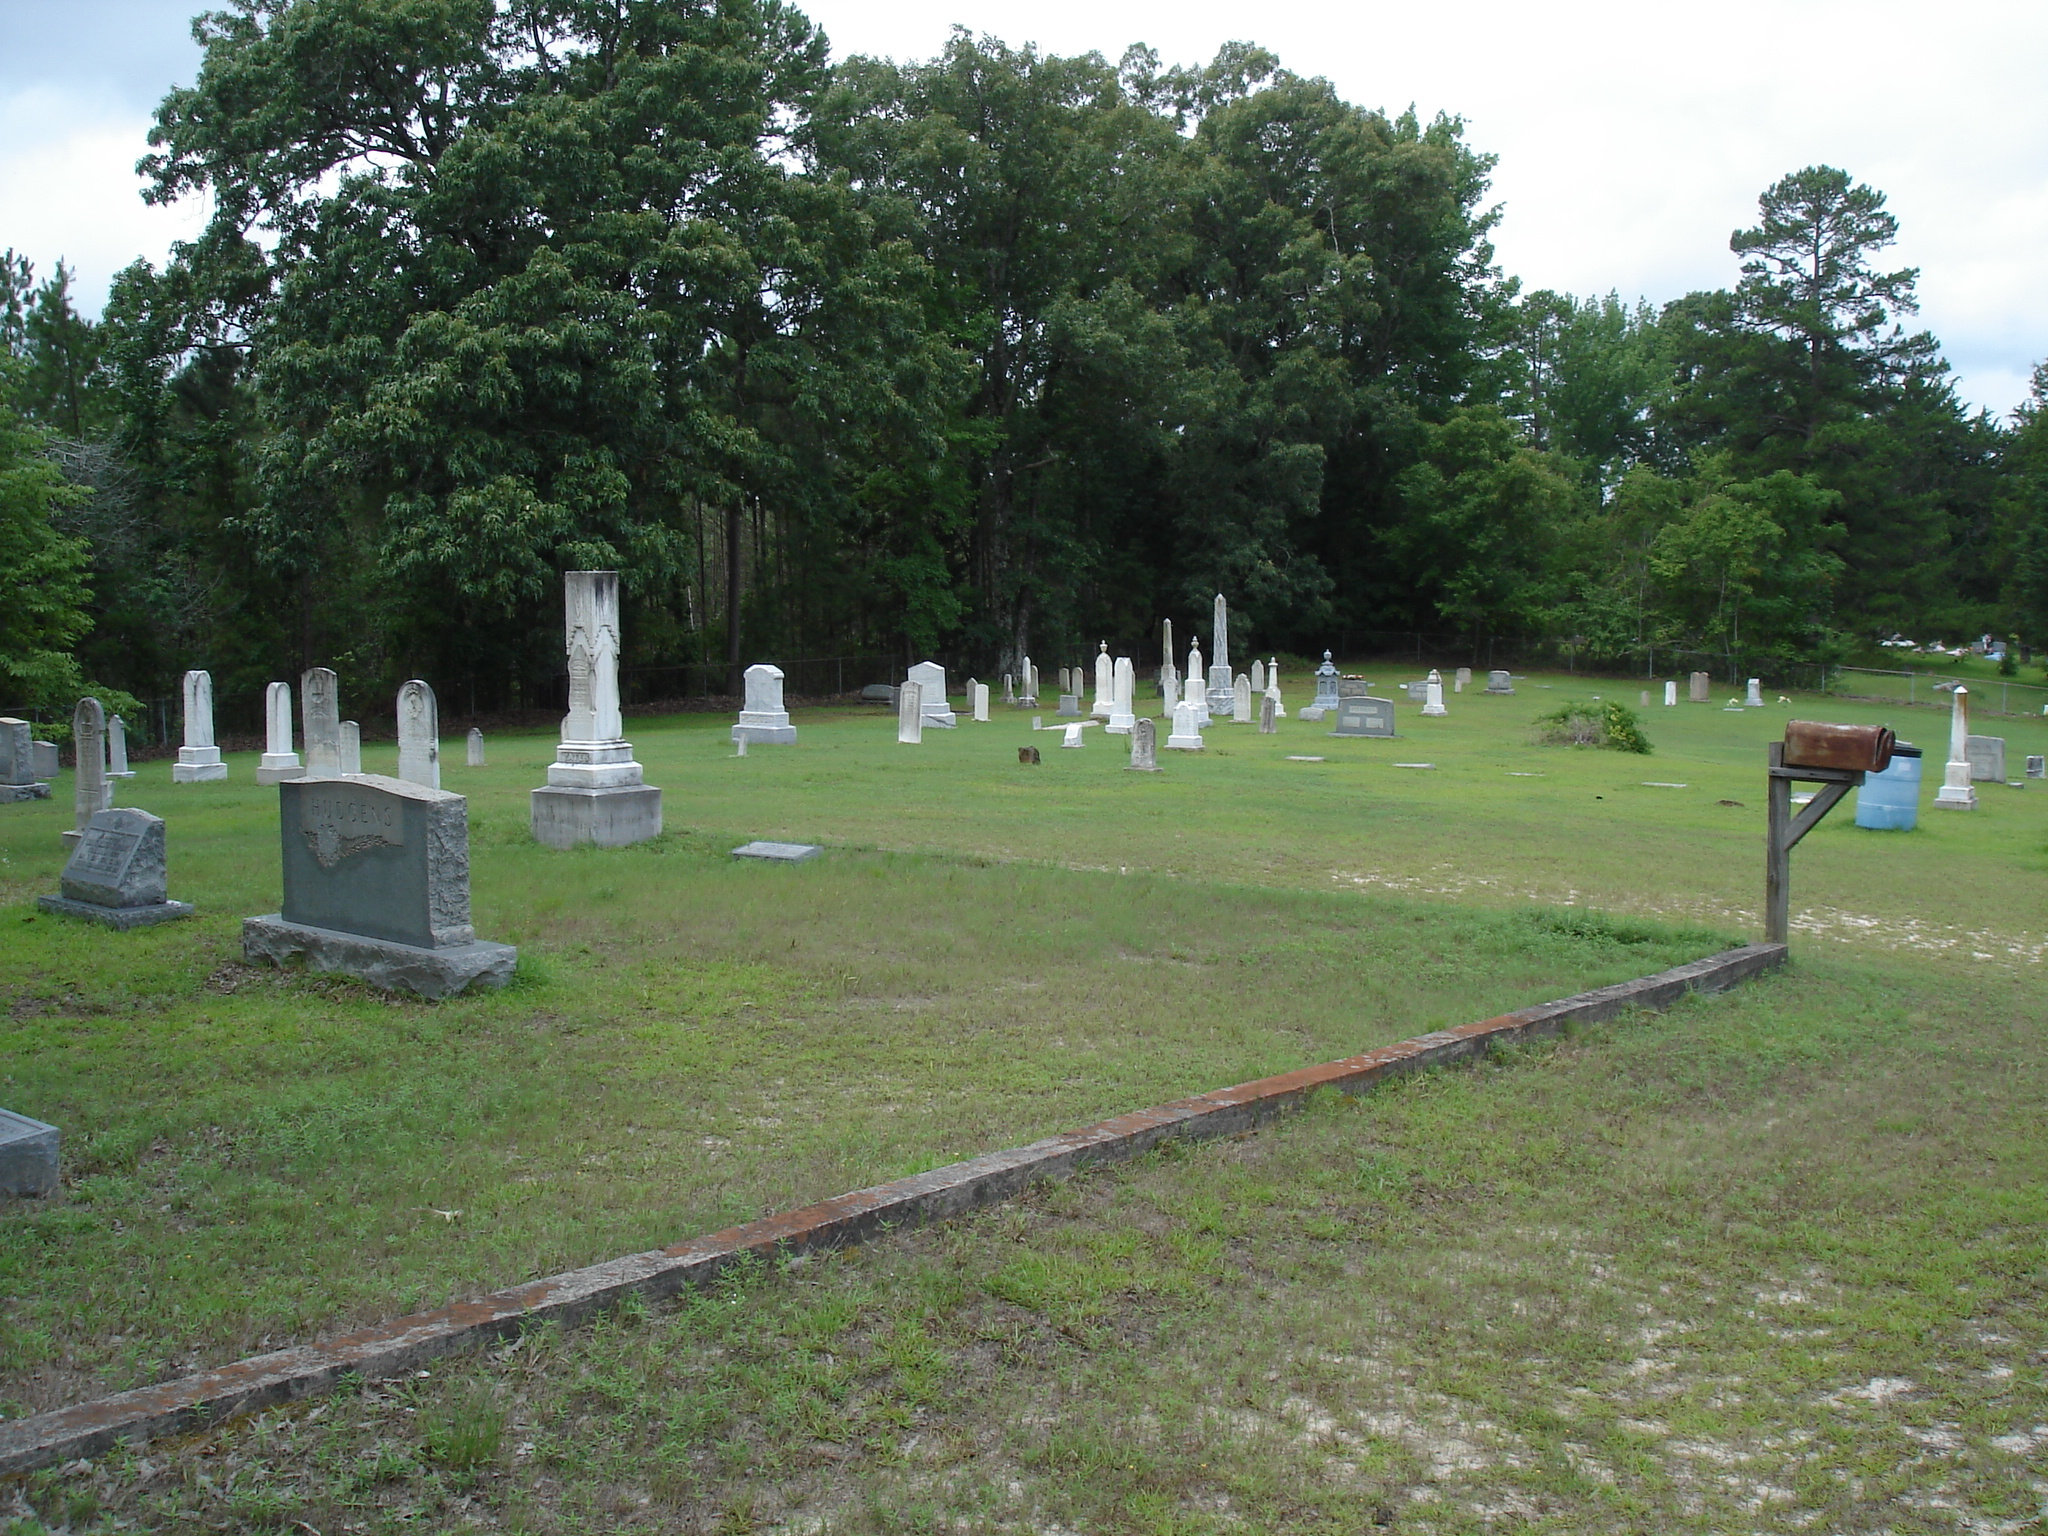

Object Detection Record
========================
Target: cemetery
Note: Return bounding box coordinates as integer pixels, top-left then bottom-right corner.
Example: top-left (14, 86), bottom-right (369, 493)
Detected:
top-left (2, 635), bottom-right (2045, 1532)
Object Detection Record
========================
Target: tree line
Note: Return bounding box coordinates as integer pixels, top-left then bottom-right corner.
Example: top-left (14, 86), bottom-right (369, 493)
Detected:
top-left (4, 0), bottom-right (2045, 728)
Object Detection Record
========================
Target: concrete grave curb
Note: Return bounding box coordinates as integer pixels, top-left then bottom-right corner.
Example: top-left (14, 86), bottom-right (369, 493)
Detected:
top-left (0, 942), bottom-right (1785, 1476)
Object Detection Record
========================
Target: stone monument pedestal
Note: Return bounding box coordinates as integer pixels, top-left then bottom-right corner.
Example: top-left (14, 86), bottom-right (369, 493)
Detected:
top-left (732, 663), bottom-right (797, 745)
top-left (533, 740), bottom-right (663, 847)
top-left (173, 747), bottom-right (227, 783)
top-left (243, 916), bottom-right (515, 1000)
top-left (38, 807), bottom-right (194, 929)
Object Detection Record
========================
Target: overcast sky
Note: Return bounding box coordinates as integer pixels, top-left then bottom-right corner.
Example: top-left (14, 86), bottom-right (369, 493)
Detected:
top-left (5, 0), bottom-right (2042, 418)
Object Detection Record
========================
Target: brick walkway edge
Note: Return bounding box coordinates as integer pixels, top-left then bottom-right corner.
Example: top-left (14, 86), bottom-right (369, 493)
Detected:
top-left (0, 942), bottom-right (1786, 1476)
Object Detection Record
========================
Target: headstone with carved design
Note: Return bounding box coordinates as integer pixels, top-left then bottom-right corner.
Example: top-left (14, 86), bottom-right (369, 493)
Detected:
top-left (39, 807), bottom-right (193, 929)
top-left (531, 571), bottom-right (661, 848)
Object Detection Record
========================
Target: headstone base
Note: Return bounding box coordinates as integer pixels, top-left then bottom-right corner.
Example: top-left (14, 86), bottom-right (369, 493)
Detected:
top-left (1, 1108), bottom-right (60, 1197)
top-left (172, 748), bottom-right (228, 783)
top-left (1164, 732), bottom-right (1204, 751)
top-left (1056, 695), bottom-right (1080, 717)
top-left (1297, 706), bottom-right (1328, 722)
top-left (530, 784), bottom-right (664, 848)
top-left (255, 763), bottom-right (307, 786)
top-left (242, 914), bottom-right (516, 999)
top-left (0, 783), bottom-right (51, 802)
top-left (36, 894), bottom-right (195, 930)
top-left (731, 722), bottom-right (798, 745)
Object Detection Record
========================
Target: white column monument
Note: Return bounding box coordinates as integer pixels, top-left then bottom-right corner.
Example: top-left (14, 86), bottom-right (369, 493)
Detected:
top-left (172, 670), bottom-right (228, 782)
top-left (66, 697), bottom-right (109, 847)
top-left (733, 663), bottom-right (797, 745)
top-left (530, 570), bottom-right (662, 848)
top-left (1932, 686), bottom-right (1977, 811)
top-left (1091, 642), bottom-right (1115, 719)
top-left (1107, 657), bottom-right (1137, 733)
top-left (1206, 593), bottom-right (1235, 719)
top-left (256, 681), bottom-right (305, 784)
top-left (1422, 668), bottom-right (1448, 717)
top-left (1746, 678), bottom-right (1764, 707)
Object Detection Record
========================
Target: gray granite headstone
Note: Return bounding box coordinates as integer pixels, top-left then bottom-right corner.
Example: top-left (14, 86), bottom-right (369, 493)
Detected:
top-left (1487, 670), bottom-right (1517, 696)
top-left (0, 717), bottom-right (51, 801)
top-left (1259, 693), bottom-right (1278, 733)
top-left (1337, 677), bottom-right (1372, 700)
top-left (243, 775), bottom-right (515, 998)
top-left (1331, 697), bottom-right (1396, 738)
top-left (0, 1108), bottom-right (59, 1197)
top-left (1965, 734), bottom-right (2006, 783)
top-left (1687, 671), bottom-right (1709, 703)
top-left (32, 740), bottom-right (58, 780)
top-left (1403, 680), bottom-right (1429, 702)
top-left (67, 697), bottom-right (109, 847)
top-left (1056, 694), bottom-right (1080, 717)
top-left (2026, 755), bottom-right (2045, 779)
top-left (38, 808), bottom-right (194, 929)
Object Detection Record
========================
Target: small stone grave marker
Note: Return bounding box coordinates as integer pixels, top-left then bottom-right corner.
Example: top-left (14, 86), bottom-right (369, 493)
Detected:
top-left (1965, 735), bottom-right (2006, 783)
top-left (397, 680), bottom-right (441, 788)
top-left (1688, 671), bottom-right (1710, 703)
top-left (339, 722), bottom-right (362, 775)
top-left (0, 718), bottom-right (49, 802)
top-left (257, 681), bottom-right (305, 785)
top-left (0, 1108), bottom-right (59, 1198)
top-left (731, 841), bottom-right (821, 863)
top-left (1485, 670), bottom-right (1515, 695)
top-left (1127, 716), bottom-right (1160, 771)
top-left (107, 715), bottom-right (135, 779)
top-left (733, 663), bottom-right (797, 745)
top-left (1259, 694), bottom-right (1277, 733)
top-left (2026, 754), bottom-right (2044, 779)
top-left (32, 740), bottom-right (59, 780)
top-left (303, 668), bottom-right (342, 778)
top-left (468, 728), bottom-right (486, 766)
top-left (38, 807), bottom-right (194, 929)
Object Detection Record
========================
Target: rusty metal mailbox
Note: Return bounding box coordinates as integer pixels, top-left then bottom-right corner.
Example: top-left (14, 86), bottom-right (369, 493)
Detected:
top-left (1781, 721), bottom-right (1895, 775)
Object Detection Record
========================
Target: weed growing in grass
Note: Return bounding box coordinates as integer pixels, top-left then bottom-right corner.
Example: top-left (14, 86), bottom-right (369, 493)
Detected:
top-left (1533, 698), bottom-right (1654, 753)
top-left (420, 1379), bottom-right (508, 1472)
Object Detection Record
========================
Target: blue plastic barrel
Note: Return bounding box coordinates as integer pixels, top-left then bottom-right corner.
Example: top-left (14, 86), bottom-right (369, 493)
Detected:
top-left (1854, 742), bottom-right (1923, 830)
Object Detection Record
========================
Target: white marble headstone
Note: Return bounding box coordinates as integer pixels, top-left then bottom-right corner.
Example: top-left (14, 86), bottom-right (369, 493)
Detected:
top-left (397, 679), bottom-right (441, 789)
top-left (897, 680), bottom-right (924, 744)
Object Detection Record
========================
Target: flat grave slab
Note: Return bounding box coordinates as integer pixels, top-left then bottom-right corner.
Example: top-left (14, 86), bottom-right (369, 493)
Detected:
top-left (732, 841), bottom-right (822, 863)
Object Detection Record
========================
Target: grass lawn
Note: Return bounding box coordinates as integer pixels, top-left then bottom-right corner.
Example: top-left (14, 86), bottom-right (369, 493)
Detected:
top-left (3, 664), bottom-right (2044, 1532)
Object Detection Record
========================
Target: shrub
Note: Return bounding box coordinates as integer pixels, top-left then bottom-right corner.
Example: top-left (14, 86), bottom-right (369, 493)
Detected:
top-left (1531, 699), bottom-right (1652, 754)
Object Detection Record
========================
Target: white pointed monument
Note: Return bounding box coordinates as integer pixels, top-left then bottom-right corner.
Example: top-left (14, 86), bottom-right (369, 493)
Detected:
top-left (1107, 657), bottom-right (1137, 734)
top-left (1251, 659), bottom-right (1265, 695)
top-left (397, 680), bottom-right (441, 789)
top-left (733, 663), bottom-right (797, 745)
top-left (1266, 656), bottom-right (1284, 714)
top-left (907, 661), bottom-right (957, 726)
top-left (66, 697), bottom-right (110, 848)
top-left (1186, 643), bottom-right (1211, 725)
top-left (172, 670), bottom-right (227, 782)
top-left (1206, 594), bottom-right (1235, 719)
top-left (1159, 619), bottom-right (1174, 698)
top-left (256, 682), bottom-right (305, 785)
top-left (1932, 686), bottom-right (1978, 810)
top-left (1091, 642), bottom-right (1115, 719)
top-left (530, 571), bottom-right (662, 848)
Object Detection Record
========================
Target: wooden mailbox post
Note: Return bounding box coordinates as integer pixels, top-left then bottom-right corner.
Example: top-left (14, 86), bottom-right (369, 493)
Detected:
top-left (1765, 722), bottom-right (1896, 945)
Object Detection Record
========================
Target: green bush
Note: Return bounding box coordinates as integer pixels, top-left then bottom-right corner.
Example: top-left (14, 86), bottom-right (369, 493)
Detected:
top-left (1531, 699), bottom-right (1653, 754)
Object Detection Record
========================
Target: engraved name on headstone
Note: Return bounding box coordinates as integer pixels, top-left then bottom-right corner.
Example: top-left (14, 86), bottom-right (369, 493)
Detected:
top-left (38, 808), bottom-right (193, 929)
top-left (1331, 697), bottom-right (1396, 738)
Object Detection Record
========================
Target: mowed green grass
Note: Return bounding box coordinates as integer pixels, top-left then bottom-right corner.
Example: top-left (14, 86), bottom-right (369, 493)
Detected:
top-left (2, 665), bottom-right (2044, 1535)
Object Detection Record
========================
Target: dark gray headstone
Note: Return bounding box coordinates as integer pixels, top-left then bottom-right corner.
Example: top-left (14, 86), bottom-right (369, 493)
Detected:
top-left (0, 1108), bottom-right (59, 1197)
top-left (0, 718), bottom-right (51, 801)
top-left (1487, 670), bottom-right (1517, 696)
top-left (2027, 755), bottom-right (2045, 780)
top-left (37, 809), bottom-right (194, 929)
top-left (1402, 680), bottom-right (1428, 702)
top-left (1331, 697), bottom-right (1396, 738)
top-left (1337, 677), bottom-right (1373, 700)
top-left (243, 775), bottom-right (514, 997)
top-left (31, 740), bottom-right (59, 780)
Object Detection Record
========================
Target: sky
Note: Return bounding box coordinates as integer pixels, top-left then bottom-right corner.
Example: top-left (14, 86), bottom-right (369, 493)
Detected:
top-left (4, 0), bottom-right (2044, 418)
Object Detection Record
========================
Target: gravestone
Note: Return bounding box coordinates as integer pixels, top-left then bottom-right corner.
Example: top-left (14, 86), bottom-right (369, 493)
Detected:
top-left (257, 681), bottom-right (305, 784)
top-left (1304, 651), bottom-right (1341, 718)
top-left (732, 841), bottom-right (822, 863)
top-left (1688, 671), bottom-right (1710, 703)
top-left (1337, 677), bottom-right (1371, 700)
top-left (1455, 667), bottom-right (1472, 693)
top-left (862, 684), bottom-right (897, 705)
top-left (396, 680), bottom-right (441, 789)
top-left (1933, 686), bottom-right (1976, 811)
top-left (1021, 658), bottom-right (1038, 705)
top-left (531, 571), bottom-right (662, 848)
top-left (1206, 593), bottom-right (1236, 720)
top-left (31, 741), bottom-right (57, 780)
top-left (1107, 656), bottom-right (1137, 734)
top-left (1485, 670), bottom-right (1516, 695)
top-left (1421, 669), bottom-right (1447, 717)
top-left (1664, 680), bottom-right (1678, 706)
top-left (1251, 660), bottom-right (1266, 695)
top-left (1965, 734), bottom-right (2006, 783)
top-left (1746, 678), bottom-right (1764, 707)
top-left (1128, 715), bottom-right (1160, 770)
top-left (172, 669), bottom-right (228, 781)
top-left (1259, 693), bottom-right (1278, 734)
top-left (107, 715), bottom-right (135, 779)
top-left (972, 681), bottom-right (990, 722)
top-left (1232, 673), bottom-right (1253, 724)
top-left (0, 718), bottom-right (50, 802)
top-left (733, 662), bottom-right (797, 745)
top-left (1092, 642), bottom-right (1115, 719)
top-left (338, 722), bottom-right (362, 775)
top-left (38, 808), bottom-right (193, 929)
top-left (2026, 755), bottom-right (2045, 779)
top-left (467, 728), bottom-right (486, 766)
top-left (1640, 691), bottom-right (1651, 707)
top-left (1331, 697), bottom-right (1396, 738)
top-left (1057, 694), bottom-right (1080, 717)
top-left (1061, 721), bottom-right (1087, 748)
top-left (1164, 700), bottom-right (1204, 751)
top-left (907, 661), bottom-right (957, 727)
top-left (1160, 660), bottom-right (1180, 707)
top-left (0, 1108), bottom-right (60, 1198)
top-left (245, 775), bottom-right (515, 997)
top-left (897, 681), bottom-right (924, 744)
top-left (66, 698), bottom-right (110, 848)
top-left (1003, 674), bottom-right (1015, 704)
top-left (303, 668), bottom-right (342, 777)
top-left (1182, 671), bottom-right (1210, 728)
top-left (1403, 680), bottom-right (1429, 702)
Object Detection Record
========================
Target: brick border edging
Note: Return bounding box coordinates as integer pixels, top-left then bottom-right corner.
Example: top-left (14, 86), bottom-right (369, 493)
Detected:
top-left (0, 942), bottom-right (1785, 1476)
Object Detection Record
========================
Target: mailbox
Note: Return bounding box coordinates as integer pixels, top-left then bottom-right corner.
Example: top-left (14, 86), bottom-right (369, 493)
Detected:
top-left (1781, 721), bottom-right (1895, 775)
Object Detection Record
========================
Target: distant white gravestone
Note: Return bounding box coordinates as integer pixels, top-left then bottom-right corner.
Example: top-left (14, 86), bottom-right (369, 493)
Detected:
top-left (303, 667), bottom-right (342, 779)
top-left (1165, 700), bottom-right (1204, 751)
top-left (972, 680), bottom-right (990, 722)
top-left (256, 681), bottom-right (305, 785)
top-left (173, 669), bottom-right (228, 782)
top-left (106, 715), bottom-right (134, 779)
top-left (897, 680), bottom-right (924, 744)
top-left (66, 697), bottom-right (111, 847)
top-left (1108, 657), bottom-right (1138, 734)
top-left (397, 680), bottom-right (441, 789)
top-left (1664, 680), bottom-right (1678, 707)
top-left (467, 728), bottom-right (486, 766)
top-left (907, 661), bottom-right (957, 727)
top-left (1422, 669), bottom-right (1447, 717)
top-left (339, 722), bottom-right (362, 775)
top-left (1232, 673), bottom-right (1252, 724)
top-left (733, 663), bottom-right (797, 745)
